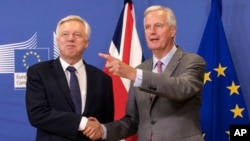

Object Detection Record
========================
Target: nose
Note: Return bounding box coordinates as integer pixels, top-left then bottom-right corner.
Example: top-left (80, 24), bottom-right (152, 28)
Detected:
top-left (149, 27), bottom-right (157, 34)
top-left (67, 34), bottom-right (75, 41)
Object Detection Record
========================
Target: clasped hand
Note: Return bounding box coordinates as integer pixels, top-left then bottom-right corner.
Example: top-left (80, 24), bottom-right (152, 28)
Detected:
top-left (83, 117), bottom-right (103, 140)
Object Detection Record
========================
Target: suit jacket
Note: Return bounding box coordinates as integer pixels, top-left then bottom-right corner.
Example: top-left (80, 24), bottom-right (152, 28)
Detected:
top-left (105, 47), bottom-right (206, 141)
top-left (26, 58), bottom-right (114, 141)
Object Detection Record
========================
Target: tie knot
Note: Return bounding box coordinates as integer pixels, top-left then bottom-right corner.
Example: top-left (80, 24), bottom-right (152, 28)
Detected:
top-left (157, 61), bottom-right (162, 67)
top-left (156, 61), bottom-right (163, 74)
top-left (67, 66), bottom-right (76, 72)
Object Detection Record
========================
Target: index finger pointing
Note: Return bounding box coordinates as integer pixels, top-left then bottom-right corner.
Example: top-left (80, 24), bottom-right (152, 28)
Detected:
top-left (98, 53), bottom-right (110, 60)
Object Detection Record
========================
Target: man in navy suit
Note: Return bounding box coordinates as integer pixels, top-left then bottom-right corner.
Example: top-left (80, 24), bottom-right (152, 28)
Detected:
top-left (25, 15), bottom-right (114, 141)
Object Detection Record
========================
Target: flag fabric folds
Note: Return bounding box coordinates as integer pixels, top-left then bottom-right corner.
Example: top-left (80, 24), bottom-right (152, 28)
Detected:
top-left (103, 0), bottom-right (142, 140)
top-left (198, 0), bottom-right (250, 140)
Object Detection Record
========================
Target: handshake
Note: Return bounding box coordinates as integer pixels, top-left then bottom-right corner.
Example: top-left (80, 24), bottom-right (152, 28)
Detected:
top-left (82, 117), bottom-right (104, 140)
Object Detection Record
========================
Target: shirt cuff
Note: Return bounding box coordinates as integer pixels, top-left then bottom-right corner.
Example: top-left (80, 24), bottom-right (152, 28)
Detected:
top-left (134, 69), bottom-right (143, 87)
top-left (78, 116), bottom-right (88, 131)
top-left (101, 124), bottom-right (107, 139)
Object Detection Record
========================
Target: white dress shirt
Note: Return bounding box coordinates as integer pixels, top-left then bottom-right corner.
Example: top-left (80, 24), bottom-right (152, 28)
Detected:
top-left (60, 57), bottom-right (88, 131)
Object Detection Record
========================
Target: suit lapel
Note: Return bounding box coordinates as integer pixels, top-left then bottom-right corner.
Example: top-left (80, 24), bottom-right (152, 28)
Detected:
top-left (52, 58), bottom-right (75, 111)
top-left (82, 62), bottom-right (95, 114)
top-left (141, 60), bottom-right (155, 104)
top-left (151, 48), bottom-right (183, 105)
top-left (163, 47), bottom-right (182, 77)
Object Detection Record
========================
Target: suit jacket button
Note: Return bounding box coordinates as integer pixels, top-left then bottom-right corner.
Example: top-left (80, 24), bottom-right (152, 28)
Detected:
top-left (149, 86), bottom-right (157, 91)
top-left (151, 120), bottom-right (156, 124)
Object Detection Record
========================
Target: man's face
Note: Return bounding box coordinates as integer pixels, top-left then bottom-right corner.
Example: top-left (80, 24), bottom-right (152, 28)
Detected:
top-left (56, 20), bottom-right (89, 62)
top-left (144, 10), bottom-right (176, 52)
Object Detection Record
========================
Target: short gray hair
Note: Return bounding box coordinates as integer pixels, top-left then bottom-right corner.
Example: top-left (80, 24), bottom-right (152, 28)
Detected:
top-left (56, 15), bottom-right (91, 40)
top-left (144, 5), bottom-right (177, 27)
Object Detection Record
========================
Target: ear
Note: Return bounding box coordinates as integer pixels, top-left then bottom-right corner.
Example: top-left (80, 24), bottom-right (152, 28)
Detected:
top-left (170, 26), bottom-right (177, 37)
top-left (85, 40), bottom-right (90, 48)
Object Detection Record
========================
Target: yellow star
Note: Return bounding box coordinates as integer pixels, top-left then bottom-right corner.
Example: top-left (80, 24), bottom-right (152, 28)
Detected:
top-left (230, 104), bottom-right (245, 118)
top-left (225, 130), bottom-right (230, 140)
top-left (214, 63), bottom-right (227, 77)
top-left (202, 133), bottom-right (205, 138)
top-left (227, 81), bottom-right (240, 95)
top-left (204, 72), bottom-right (212, 84)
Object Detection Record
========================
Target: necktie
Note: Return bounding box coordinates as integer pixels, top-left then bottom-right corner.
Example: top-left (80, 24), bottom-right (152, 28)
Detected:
top-left (150, 61), bottom-right (163, 141)
top-left (67, 66), bottom-right (82, 114)
top-left (156, 61), bottom-right (163, 74)
top-left (150, 61), bottom-right (163, 101)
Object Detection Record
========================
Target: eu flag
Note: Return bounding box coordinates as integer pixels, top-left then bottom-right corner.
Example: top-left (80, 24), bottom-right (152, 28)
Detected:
top-left (198, 0), bottom-right (250, 140)
top-left (15, 49), bottom-right (49, 72)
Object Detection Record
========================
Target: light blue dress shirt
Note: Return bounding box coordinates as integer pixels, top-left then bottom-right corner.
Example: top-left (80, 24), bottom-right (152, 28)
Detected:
top-left (134, 45), bottom-right (177, 87)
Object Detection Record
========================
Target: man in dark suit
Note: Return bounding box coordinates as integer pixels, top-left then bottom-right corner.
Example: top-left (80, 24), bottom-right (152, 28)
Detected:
top-left (84, 5), bottom-right (206, 141)
top-left (25, 15), bottom-right (114, 141)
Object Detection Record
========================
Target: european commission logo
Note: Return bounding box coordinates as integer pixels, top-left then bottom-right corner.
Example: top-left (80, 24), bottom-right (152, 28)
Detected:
top-left (15, 49), bottom-right (49, 72)
top-left (0, 32), bottom-right (51, 90)
top-left (14, 49), bottom-right (49, 89)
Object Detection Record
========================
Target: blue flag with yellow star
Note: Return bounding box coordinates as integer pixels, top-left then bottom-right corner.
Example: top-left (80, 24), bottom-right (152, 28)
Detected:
top-left (197, 0), bottom-right (250, 140)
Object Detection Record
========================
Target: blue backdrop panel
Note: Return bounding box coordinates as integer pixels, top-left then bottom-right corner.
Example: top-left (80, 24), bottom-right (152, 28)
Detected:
top-left (0, 0), bottom-right (249, 140)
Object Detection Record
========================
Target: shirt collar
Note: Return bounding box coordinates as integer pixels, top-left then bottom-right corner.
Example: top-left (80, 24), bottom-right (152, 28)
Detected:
top-left (59, 57), bottom-right (83, 72)
top-left (153, 45), bottom-right (177, 68)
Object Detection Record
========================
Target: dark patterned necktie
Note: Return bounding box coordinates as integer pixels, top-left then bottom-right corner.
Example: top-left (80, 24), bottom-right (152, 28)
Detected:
top-left (67, 66), bottom-right (82, 114)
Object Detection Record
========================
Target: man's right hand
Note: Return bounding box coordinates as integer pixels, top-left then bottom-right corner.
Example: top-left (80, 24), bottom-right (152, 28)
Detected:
top-left (83, 117), bottom-right (103, 140)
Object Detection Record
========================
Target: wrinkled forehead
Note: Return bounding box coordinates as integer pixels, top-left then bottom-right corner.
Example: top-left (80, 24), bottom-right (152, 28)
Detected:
top-left (144, 10), bottom-right (167, 24)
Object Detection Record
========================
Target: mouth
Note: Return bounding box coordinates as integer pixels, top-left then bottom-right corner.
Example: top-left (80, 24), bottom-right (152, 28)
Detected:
top-left (66, 45), bottom-right (75, 48)
top-left (149, 38), bottom-right (159, 42)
